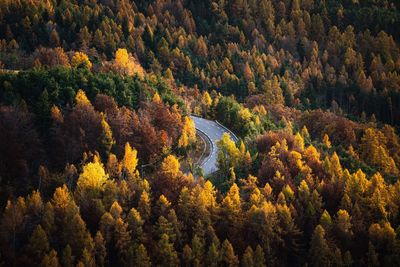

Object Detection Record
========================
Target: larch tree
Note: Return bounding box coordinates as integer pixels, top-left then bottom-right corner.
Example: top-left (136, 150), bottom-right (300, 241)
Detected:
top-left (41, 249), bottom-right (60, 267)
top-left (309, 225), bottom-right (331, 267)
top-left (71, 52), bottom-right (92, 69)
top-left (100, 113), bottom-right (115, 158)
top-left (217, 133), bottom-right (240, 175)
top-left (26, 225), bottom-right (50, 264)
top-left (122, 142), bottom-right (139, 177)
top-left (94, 231), bottom-right (106, 267)
top-left (160, 155), bottom-right (181, 178)
top-left (76, 158), bottom-right (109, 196)
top-left (220, 239), bottom-right (239, 267)
top-left (134, 244), bottom-right (151, 267)
top-left (138, 191), bottom-right (151, 222)
top-left (157, 234), bottom-right (180, 267)
top-left (241, 246), bottom-right (254, 267)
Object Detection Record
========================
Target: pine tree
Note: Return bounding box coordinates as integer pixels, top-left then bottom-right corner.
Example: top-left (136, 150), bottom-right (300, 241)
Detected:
top-left (241, 246), bottom-right (254, 267)
top-left (41, 249), bottom-right (60, 267)
top-left (94, 231), bottom-right (106, 267)
top-left (160, 155), bottom-right (181, 178)
top-left (206, 241), bottom-right (220, 267)
top-left (114, 218), bottom-right (131, 262)
top-left (63, 214), bottom-right (89, 257)
top-left (253, 245), bottom-right (266, 267)
top-left (323, 134), bottom-right (332, 148)
top-left (122, 142), bottom-right (139, 177)
top-left (138, 191), bottom-right (151, 221)
top-left (109, 201), bottom-right (123, 219)
top-left (182, 244), bottom-right (193, 267)
top-left (157, 234), bottom-right (179, 267)
top-left (220, 239), bottom-right (239, 267)
top-left (26, 225), bottom-right (49, 264)
top-left (127, 208), bottom-right (144, 243)
top-left (100, 113), bottom-right (114, 158)
top-left (309, 225), bottom-right (331, 266)
top-left (191, 234), bottom-right (205, 266)
top-left (134, 244), bottom-right (151, 267)
top-left (80, 248), bottom-right (95, 267)
top-left (61, 245), bottom-right (74, 267)
top-left (291, 129), bottom-right (303, 149)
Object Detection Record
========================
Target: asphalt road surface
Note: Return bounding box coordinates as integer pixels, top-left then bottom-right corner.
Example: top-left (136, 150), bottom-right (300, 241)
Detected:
top-left (190, 116), bottom-right (239, 175)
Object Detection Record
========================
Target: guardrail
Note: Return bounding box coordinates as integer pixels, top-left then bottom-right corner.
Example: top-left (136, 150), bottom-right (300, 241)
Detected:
top-left (190, 114), bottom-right (239, 143)
top-left (195, 127), bottom-right (214, 165)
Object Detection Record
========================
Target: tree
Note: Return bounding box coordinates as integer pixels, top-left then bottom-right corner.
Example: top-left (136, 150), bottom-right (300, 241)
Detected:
top-left (253, 245), bottom-right (266, 267)
top-left (243, 62), bottom-right (254, 81)
top-left (217, 133), bottom-right (240, 175)
top-left (63, 213), bottom-right (90, 257)
top-left (309, 225), bottom-right (331, 266)
top-left (134, 244), bottom-right (151, 267)
top-left (160, 155), bottom-right (181, 178)
top-left (115, 48), bottom-right (129, 69)
top-left (100, 114), bottom-right (114, 158)
top-left (323, 134), bottom-right (331, 148)
top-left (127, 208), bottom-right (144, 243)
top-left (157, 234), bottom-right (179, 267)
top-left (138, 191), bottom-right (151, 221)
top-left (122, 142), bottom-right (139, 177)
top-left (76, 158), bottom-right (109, 195)
top-left (220, 239), bottom-right (239, 267)
top-left (294, 132), bottom-right (305, 152)
top-left (75, 89), bottom-right (91, 106)
top-left (114, 218), bottom-right (131, 263)
top-left (191, 235), bottom-right (205, 266)
top-left (94, 232), bottom-right (106, 267)
top-left (241, 246), bottom-right (254, 267)
top-left (71, 52), bottom-right (92, 69)
top-left (182, 245), bottom-right (193, 267)
top-left (206, 241), bottom-right (220, 267)
top-left (26, 225), bottom-right (49, 264)
top-left (61, 245), bottom-right (73, 267)
top-left (41, 249), bottom-right (60, 267)
top-left (202, 91), bottom-right (212, 108)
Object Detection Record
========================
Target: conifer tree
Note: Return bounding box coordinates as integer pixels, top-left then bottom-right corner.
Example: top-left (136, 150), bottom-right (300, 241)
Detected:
top-left (220, 239), bottom-right (239, 267)
top-left (134, 244), bottom-right (151, 267)
top-left (157, 234), bottom-right (179, 267)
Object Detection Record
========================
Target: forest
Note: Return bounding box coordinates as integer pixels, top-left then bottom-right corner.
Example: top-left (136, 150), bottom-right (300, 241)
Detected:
top-left (0, 0), bottom-right (400, 266)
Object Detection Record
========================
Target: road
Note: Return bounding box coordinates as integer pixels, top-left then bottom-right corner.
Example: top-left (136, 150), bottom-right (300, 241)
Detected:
top-left (190, 116), bottom-right (239, 175)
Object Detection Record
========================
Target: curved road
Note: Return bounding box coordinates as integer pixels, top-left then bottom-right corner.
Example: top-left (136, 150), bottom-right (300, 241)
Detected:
top-left (190, 116), bottom-right (239, 175)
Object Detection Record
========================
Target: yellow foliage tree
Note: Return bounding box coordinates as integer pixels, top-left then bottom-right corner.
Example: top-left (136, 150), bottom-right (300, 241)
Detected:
top-left (100, 113), bottom-right (115, 157)
top-left (178, 117), bottom-right (196, 148)
top-left (50, 105), bottom-right (63, 123)
top-left (222, 183), bottom-right (241, 216)
top-left (323, 134), bottom-right (332, 148)
top-left (77, 159), bottom-right (109, 192)
top-left (238, 107), bottom-right (252, 122)
top-left (201, 91), bottom-right (212, 107)
top-left (107, 153), bottom-right (121, 178)
top-left (122, 142), bottom-right (138, 176)
top-left (71, 52), bottom-right (92, 69)
top-left (294, 132), bottom-right (305, 151)
top-left (75, 89), bottom-right (91, 106)
top-left (115, 48), bottom-right (129, 68)
top-left (114, 48), bottom-right (145, 78)
top-left (178, 131), bottom-right (189, 149)
top-left (217, 133), bottom-right (240, 174)
top-left (301, 126), bottom-right (310, 139)
top-left (160, 155), bottom-right (180, 178)
top-left (153, 92), bottom-right (162, 104)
